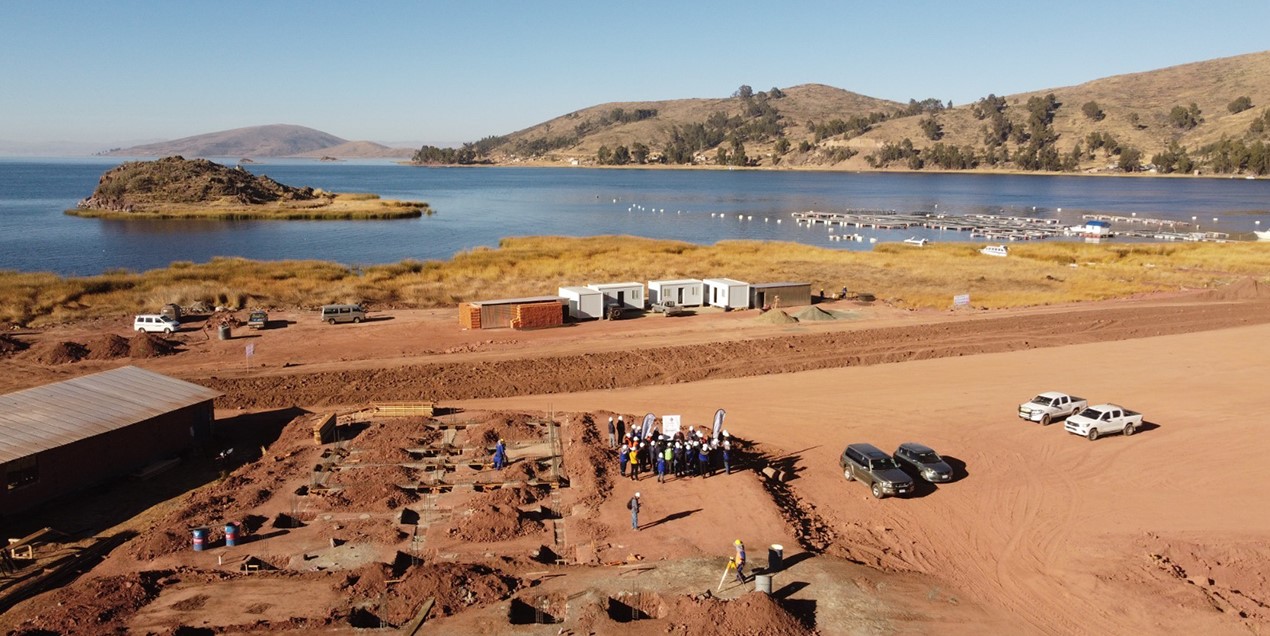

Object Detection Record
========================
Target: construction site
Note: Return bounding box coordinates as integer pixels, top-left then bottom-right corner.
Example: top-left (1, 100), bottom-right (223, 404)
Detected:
top-left (3, 283), bottom-right (1270, 634)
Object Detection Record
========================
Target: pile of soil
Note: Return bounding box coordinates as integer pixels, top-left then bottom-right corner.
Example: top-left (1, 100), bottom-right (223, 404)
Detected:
top-left (342, 561), bottom-right (517, 625)
top-left (467, 412), bottom-right (544, 445)
top-left (504, 459), bottom-right (540, 482)
top-left (85, 333), bottom-right (131, 359)
top-left (129, 332), bottom-right (179, 358)
top-left (2, 570), bottom-right (172, 635)
top-left (792, 306), bottom-right (839, 321)
top-left (0, 333), bottom-right (28, 355)
top-left (755, 309), bottom-right (798, 324)
top-left (562, 414), bottom-right (614, 509)
top-left (326, 464), bottom-right (420, 511)
top-left (1198, 276), bottom-right (1268, 302)
top-left (349, 419), bottom-right (441, 463)
top-left (471, 485), bottom-right (545, 508)
top-left (24, 340), bottom-right (88, 364)
top-left (447, 503), bottom-right (545, 543)
top-left (666, 591), bottom-right (812, 635)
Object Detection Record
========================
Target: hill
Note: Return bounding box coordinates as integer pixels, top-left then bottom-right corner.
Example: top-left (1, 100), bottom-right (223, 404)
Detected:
top-left (446, 51), bottom-right (1270, 176)
top-left (105, 124), bottom-right (414, 159)
top-left (68, 156), bottom-right (426, 220)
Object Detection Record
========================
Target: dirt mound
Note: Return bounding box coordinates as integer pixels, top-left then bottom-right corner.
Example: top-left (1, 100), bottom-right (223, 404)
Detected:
top-left (791, 305), bottom-right (839, 321)
top-left (670, 591), bottom-right (812, 635)
top-left (0, 333), bottom-right (28, 354)
top-left (755, 309), bottom-right (797, 324)
top-left (1198, 277), bottom-right (1268, 302)
top-left (86, 333), bottom-right (132, 359)
top-left (342, 561), bottom-right (517, 626)
top-left (467, 412), bottom-right (544, 445)
top-left (320, 518), bottom-right (409, 545)
top-left (24, 340), bottom-right (88, 364)
top-left (3, 570), bottom-right (172, 634)
top-left (562, 414), bottom-right (614, 509)
top-left (448, 503), bottom-right (545, 543)
top-left (129, 332), bottom-right (179, 358)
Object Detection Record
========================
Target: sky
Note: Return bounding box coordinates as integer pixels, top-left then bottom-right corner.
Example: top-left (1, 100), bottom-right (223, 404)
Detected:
top-left (2, 1), bottom-right (1269, 152)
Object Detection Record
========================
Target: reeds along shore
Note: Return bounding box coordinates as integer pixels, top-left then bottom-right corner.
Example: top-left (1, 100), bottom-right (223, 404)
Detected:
top-left (64, 193), bottom-right (429, 220)
top-left (2, 236), bottom-right (1268, 327)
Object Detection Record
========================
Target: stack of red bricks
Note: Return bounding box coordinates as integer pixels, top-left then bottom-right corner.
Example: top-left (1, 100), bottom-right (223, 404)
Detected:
top-left (512, 302), bottom-right (563, 330)
top-left (458, 304), bottom-right (481, 329)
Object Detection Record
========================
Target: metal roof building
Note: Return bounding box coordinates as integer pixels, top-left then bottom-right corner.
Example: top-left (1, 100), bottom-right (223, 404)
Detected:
top-left (0, 366), bottom-right (219, 514)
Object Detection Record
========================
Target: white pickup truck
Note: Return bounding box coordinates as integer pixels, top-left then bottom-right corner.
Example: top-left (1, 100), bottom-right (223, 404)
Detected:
top-left (1064, 404), bottom-right (1143, 441)
top-left (1018, 392), bottom-right (1088, 425)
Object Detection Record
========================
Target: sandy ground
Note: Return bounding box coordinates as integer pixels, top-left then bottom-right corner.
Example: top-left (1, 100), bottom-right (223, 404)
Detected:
top-left (2, 284), bottom-right (1269, 633)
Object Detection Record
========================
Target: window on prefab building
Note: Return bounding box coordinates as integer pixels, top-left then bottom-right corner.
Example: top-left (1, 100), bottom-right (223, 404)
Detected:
top-left (5, 456), bottom-right (39, 490)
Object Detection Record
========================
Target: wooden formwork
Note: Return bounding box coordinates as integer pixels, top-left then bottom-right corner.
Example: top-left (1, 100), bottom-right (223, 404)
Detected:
top-left (374, 402), bottom-right (436, 417)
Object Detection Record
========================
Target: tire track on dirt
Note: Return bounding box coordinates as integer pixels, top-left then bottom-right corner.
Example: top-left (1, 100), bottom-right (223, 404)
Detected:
top-left (198, 300), bottom-right (1270, 410)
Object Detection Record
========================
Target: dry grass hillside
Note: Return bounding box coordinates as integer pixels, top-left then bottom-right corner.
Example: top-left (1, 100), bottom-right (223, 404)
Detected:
top-left (478, 50), bottom-right (1270, 174)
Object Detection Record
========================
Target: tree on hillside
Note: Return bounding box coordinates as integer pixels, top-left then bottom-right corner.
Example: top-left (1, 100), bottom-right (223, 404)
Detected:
top-left (729, 138), bottom-right (748, 166)
top-left (1153, 142), bottom-right (1194, 174)
top-left (1081, 101), bottom-right (1105, 121)
top-left (734, 85), bottom-right (754, 99)
top-left (1228, 96), bottom-right (1253, 114)
top-left (1168, 103), bottom-right (1203, 130)
top-left (774, 138), bottom-right (791, 155)
top-left (972, 94), bottom-right (1007, 120)
top-left (715, 147), bottom-right (729, 165)
top-left (1118, 146), bottom-right (1143, 172)
top-left (596, 145), bottom-right (612, 165)
top-left (1250, 109), bottom-right (1270, 134)
top-left (769, 87), bottom-right (785, 98)
top-left (630, 142), bottom-right (649, 164)
top-left (611, 145), bottom-right (631, 165)
top-left (919, 116), bottom-right (943, 141)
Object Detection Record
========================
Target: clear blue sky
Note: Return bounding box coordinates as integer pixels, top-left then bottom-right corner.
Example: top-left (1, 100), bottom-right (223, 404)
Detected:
top-left (2, 1), bottom-right (1268, 150)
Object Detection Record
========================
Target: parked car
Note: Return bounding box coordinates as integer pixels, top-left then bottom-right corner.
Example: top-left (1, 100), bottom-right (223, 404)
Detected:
top-left (840, 443), bottom-right (915, 499)
top-left (320, 304), bottom-right (365, 324)
top-left (247, 311), bottom-right (269, 329)
top-left (1064, 404), bottom-right (1143, 441)
top-left (892, 442), bottom-right (954, 483)
top-left (1018, 391), bottom-right (1088, 425)
top-left (133, 314), bottom-right (180, 334)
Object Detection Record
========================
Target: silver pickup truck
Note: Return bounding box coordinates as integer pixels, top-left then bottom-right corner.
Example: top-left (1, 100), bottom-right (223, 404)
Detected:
top-left (1064, 404), bottom-right (1143, 441)
top-left (1018, 392), bottom-right (1088, 425)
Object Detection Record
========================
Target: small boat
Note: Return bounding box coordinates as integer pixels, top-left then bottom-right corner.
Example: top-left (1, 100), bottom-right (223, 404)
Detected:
top-left (980, 245), bottom-right (1009, 257)
top-left (903, 237), bottom-right (929, 247)
top-left (1255, 230), bottom-right (1270, 241)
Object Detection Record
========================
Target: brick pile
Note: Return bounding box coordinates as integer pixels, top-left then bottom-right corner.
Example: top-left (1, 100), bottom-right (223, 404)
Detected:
top-left (511, 302), bottom-right (563, 330)
top-left (458, 304), bottom-right (481, 329)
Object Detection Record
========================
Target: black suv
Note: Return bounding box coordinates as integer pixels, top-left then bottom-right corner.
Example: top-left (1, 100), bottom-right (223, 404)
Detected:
top-left (840, 443), bottom-right (915, 499)
top-left (892, 442), bottom-right (953, 483)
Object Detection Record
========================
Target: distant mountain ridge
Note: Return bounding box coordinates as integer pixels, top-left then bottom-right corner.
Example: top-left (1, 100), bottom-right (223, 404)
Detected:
top-left (105, 124), bottom-right (412, 158)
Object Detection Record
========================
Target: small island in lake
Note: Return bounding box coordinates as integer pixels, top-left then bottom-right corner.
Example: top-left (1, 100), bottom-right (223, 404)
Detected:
top-left (67, 156), bottom-right (429, 220)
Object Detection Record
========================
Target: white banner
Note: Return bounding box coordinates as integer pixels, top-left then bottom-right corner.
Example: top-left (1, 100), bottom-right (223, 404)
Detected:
top-left (953, 294), bottom-right (971, 307)
top-left (662, 415), bottom-right (681, 436)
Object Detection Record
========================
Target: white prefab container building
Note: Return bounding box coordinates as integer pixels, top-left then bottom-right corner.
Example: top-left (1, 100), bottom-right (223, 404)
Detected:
top-left (586, 282), bottom-right (645, 311)
top-left (703, 278), bottom-right (750, 310)
top-left (648, 279), bottom-right (704, 307)
top-left (557, 286), bottom-right (605, 320)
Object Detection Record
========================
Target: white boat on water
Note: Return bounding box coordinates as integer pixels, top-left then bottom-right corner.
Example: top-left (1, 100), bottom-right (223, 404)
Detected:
top-left (903, 237), bottom-right (929, 247)
top-left (980, 245), bottom-right (1009, 257)
top-left (1255, 230), bottom-right (1270, 241)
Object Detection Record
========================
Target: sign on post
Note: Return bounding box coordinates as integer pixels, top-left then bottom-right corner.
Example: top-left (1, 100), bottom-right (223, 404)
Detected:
top-left (953, 293), bottom-right (971, 308)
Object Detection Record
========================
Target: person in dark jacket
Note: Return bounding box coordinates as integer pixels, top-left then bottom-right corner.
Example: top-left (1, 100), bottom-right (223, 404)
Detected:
top-left (607, 416), bottom-right (616, 448)
top-left (629, 492), bottom-right (641, 530)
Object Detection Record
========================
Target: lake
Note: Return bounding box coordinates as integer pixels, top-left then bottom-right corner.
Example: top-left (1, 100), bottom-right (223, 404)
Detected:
top-left (1, 157), bottom-right (1267, 275)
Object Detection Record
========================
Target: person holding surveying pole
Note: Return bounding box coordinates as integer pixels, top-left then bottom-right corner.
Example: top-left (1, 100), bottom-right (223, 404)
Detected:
top-left (733, 539), bottom-right (747, 583)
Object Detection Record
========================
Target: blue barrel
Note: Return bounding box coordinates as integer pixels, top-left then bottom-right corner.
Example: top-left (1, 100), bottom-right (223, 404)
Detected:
top-left (192, 527), bottom-right (208, 551)
top-left (224, 523), bottom-right (239, 547)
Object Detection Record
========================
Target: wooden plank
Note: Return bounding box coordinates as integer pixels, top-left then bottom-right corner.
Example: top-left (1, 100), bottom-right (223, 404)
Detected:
top-left (403, 597), bottom-right (436, 635)
top-left (312, 413), bottom-right (336, 444)
top-left (373, 401), bottom-right (436, 417)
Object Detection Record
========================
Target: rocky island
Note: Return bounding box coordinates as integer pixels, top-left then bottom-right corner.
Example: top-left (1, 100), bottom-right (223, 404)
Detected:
top-left (67, 156), bottom-right (429, 220)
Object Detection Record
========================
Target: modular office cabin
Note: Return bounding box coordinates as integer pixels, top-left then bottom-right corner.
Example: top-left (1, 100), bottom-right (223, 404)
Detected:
top-left (703, 278), bottom-right (751, 310)
top-left (0, 366), bottom-right (219, 514)
top-left (749, 282), bottom-right (813, 309)
top-left (558, 286), bottom-right (605, 320)
top-left (648, 279), bottom-right (704, 307)
top-left (586, 282), bottom-right (645, 311)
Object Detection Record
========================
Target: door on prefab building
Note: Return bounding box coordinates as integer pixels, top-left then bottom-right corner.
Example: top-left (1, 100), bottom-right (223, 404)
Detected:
top-left (677, 288), bottom-right (684, 304)
top-left (617, 291), bottom-right (625, 307)
top-left (757, 291), bottom-right (765, 307)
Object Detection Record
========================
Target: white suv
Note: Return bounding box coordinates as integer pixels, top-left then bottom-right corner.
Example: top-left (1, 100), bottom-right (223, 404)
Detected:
top-left (133, 314), bottom-right (180, 334)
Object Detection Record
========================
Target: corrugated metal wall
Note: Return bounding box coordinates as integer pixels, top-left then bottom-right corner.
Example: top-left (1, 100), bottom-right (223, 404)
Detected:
top-left (751, 284), bottom-right (812, 308)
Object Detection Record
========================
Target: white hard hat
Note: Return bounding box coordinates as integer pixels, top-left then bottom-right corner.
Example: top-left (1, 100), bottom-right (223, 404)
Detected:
top-left (635, 492), bottom-right (641, 497)
top-left (722, 430), bottom-right (729, 437)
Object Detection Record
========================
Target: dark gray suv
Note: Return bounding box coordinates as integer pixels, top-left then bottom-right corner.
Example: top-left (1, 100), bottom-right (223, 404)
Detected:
top-left (893, 442), bottom-right (953, 483)
top-left (840, 443), bottom-right (915, 499)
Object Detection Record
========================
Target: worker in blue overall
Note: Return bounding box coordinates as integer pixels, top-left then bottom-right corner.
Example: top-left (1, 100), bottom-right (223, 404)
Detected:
top-left (492, 439), bottom-right (507, 470)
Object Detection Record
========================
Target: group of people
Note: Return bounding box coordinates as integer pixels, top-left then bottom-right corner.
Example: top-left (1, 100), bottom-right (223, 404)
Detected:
top-left (609, 415), bottom-right (734, 483)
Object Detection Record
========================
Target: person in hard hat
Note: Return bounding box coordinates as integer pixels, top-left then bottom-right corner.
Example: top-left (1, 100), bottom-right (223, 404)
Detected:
top-left (628, 492), bottom-right (641, 530)
top-left (607, 416), bottom-right (616, 449)
top-left (492, 439), bottom-right (507, 470)
top-left (733, 539), bottom-right (747, 583)
top-left (722, 435), bottom-right (733, 474)
top-left (616, 415), bottom-right (625, 440)
top-left (618, 441), bottom-right (629, 477)
top-left (661, 444), bottom-right (673, 483)
top-left (628, 444), bottom-right (641, 481)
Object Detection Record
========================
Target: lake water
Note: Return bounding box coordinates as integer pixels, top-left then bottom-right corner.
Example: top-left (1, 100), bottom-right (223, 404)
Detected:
top-left (1, 157), bottom-right (1268, 275)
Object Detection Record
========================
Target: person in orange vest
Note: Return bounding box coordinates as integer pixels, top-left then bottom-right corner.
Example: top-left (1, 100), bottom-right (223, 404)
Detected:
top-left (733, 539), bottom-right (747, 583)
